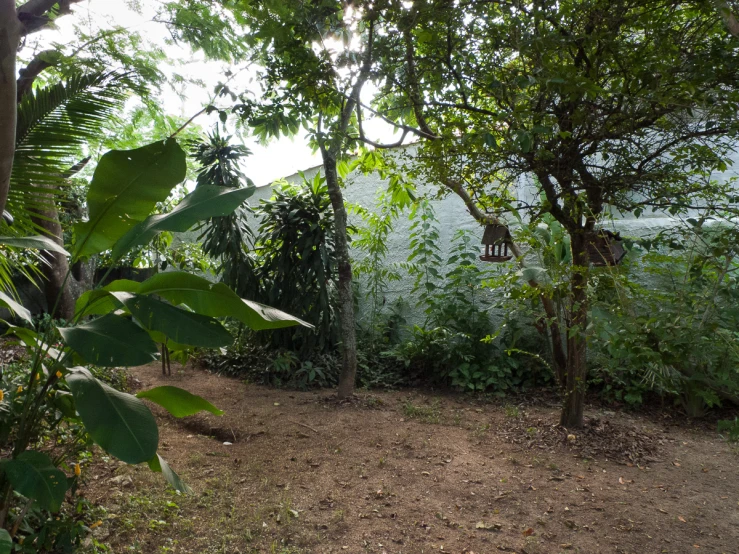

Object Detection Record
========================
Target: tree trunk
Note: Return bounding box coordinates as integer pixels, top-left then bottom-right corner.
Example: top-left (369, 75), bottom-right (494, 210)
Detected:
top-left (322, 151), bottom-right (358, 399)
top-left (540, 294), bottom-right (568, 386)
top-left (0, 1), bottom-right (21, 216)
top-left (31, 196), bottom-right (75, 320)
top-left (559, 231), bottom-right (590, 428)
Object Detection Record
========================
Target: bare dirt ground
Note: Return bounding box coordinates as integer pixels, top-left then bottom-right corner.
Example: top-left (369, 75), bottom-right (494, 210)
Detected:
top-left (82, 362), bottom-right (739, 554)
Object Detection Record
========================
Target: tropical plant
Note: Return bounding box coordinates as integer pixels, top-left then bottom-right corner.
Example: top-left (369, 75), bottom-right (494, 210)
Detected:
top-left (0, 137), bottom-right (308, 549)
top-left (189, 128), bottom-right (256, 295)
top-left (4, 71), bottom-right (133, 317)
top-left (246, 174), bottom-right (338, 356)
top-left (590, 220), bottom-right (739, 416)
top-left (349, 189), bottom-right (404, 350)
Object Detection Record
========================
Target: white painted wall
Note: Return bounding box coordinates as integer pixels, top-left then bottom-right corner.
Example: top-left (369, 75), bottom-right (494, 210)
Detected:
top-left (239, 145), bottom-right (739, 326)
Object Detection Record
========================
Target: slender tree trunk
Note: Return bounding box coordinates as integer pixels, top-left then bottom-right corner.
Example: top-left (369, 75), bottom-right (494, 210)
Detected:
top-left (0, 1), bottom-right (21, 216)
top-left (322, 151), bottom-right (357, 399)
top-left (31, 199), bottom-right (75, 320)
top-left (540, 295), bottom-right (568, 385)
top-left (560, 231), bottom-right (589, 428)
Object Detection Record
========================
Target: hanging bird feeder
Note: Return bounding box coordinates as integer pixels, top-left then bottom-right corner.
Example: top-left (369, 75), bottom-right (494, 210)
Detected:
top-left (480, 223), bottom-right (513, 262)
top-left (586, 229), bottom-right (626, 266)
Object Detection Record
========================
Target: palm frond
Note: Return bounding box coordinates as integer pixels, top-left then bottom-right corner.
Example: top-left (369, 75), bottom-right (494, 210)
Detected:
top-left (7, 71), bottom-right (132, 231)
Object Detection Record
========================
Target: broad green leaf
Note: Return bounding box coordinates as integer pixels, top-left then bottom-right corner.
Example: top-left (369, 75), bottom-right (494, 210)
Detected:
top-left (74, 279), bottom-right (140, 318)
top-left (66, 368), bottom-right (158, 464)
top-left (136, 272), bottom-right (311, 330)
top-left (59, 314), bottom-right (158, 367)
top-left (112, 292), bottom-right (233, 348)
top-left (0, 291), bottom-right (32, 324)
top-left (0, 529), bottom-right (11, 554)
top-left (0, 451), bottom-right (67, 512)
top-left (148, 454), bottom-right (193, 494)
top-left (111, 185), bottom-right (255, 260)
top-left (0, 235), bottom-right (69, 255)
top-left (73, 139), bottom-right (186, 259)
top-left (4, 324), bottom-right (63, 360)
top-left (137, 386), bottom-right (224, 417)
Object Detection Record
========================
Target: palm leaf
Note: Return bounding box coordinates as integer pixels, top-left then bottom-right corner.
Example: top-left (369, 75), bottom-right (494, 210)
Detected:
top-left (7, 71), bottom-right (132, 232)
top-left (0, 72), bottom-right (133, 296)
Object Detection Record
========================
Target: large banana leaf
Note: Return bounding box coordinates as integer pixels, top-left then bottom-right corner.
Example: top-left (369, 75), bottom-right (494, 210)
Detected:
top-left (110, 185), bottom-right (255, 261)
top-left (73, 139), bottom-right (186, 259)
top-left (66, 368), bottom-right (159, 464)
top-left (135, 272), bottom-right (311, 330)
top-left (112, 292), bottom-right (233, 348)
top-left (0, 451), bottom-right (68, 512)
top-left (137, 386), bottom-right (224, 417)
top-left (58, 313), bottom-right (159, 367)
top-left (148, 454), bottom-right (192, 494)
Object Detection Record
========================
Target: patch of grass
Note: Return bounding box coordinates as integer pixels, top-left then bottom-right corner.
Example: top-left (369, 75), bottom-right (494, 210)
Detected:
top-left (504, 404), bottom-right (519, 418)
top-left (402, 399), bottom-right (443, 424)
top-left (472, 423), bottom-right (490, 438)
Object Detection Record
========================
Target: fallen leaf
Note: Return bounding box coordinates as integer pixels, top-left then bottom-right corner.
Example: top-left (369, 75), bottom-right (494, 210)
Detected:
top-left (522, 527), bottom-right (535, 537)
top-left (678, 516), bottom-right (687, 523)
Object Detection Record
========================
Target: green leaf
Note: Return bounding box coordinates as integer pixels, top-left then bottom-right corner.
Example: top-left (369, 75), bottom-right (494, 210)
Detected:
top-left (0, 451), bottom-right (68, 512)
top-left (74, 279), bottom-right (140, 318)
top-left (0, 291), bottom-right (32, 324)
top-left (113, 292), bottom-right (233, 348)
top-left (137, 385), bottom-right (224, 417)
top-left (136, 272), bottom-right (311, 331)
top-left (148, 454), bottom-right (193, 494)
top-left (0, 235), bottom-right (69, 255)
top-left (111, 185), bottom-right (255, 261)
top-left (73, 139), bottom-right (186, 259)
top-left (58, 314), bottom-right (159, 367)
top-left (0, 529), bottom-right (11, 554)
top-left (66, 368), bottom-right (158, 464)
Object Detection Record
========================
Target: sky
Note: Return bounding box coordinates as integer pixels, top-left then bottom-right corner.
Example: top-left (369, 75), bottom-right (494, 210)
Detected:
top-left (23, 0), bottom-right (341, 186)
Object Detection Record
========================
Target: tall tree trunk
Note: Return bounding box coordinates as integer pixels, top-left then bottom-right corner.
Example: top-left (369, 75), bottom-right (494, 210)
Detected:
top-left (30, 199), bottom-right (75, 320)
top-left (0, 1), bottom-right (21, 216)
top-left (322, 151), bottom-right (358, 399)
top-left (560, 231), bottom-right (589, 428)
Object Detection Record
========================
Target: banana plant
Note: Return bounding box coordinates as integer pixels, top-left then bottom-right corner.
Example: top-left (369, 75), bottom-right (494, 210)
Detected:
top-left (0, 138), bottom-right (309, 546)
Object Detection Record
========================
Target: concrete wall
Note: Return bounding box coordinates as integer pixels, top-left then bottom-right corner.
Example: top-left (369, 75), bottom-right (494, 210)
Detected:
top-left (238, 146), bottom-right (737, 327)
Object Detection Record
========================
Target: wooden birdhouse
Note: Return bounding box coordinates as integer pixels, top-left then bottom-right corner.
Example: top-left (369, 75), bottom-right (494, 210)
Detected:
top-left (586, 229), bottom-right (626, 266)
top-left (480, 224), bottom-right (513, 262)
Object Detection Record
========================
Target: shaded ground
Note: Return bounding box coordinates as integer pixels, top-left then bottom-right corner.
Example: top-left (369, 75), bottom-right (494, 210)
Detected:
top-left (82, 363), bottom-right (739, 554)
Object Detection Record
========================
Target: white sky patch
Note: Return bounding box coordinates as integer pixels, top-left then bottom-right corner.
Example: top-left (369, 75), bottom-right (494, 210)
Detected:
top-left (21, 0), bottom-right (403, 186)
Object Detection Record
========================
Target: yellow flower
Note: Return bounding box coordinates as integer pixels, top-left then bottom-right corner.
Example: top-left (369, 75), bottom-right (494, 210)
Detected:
top-left (74, 463), bottom-right (81, 477)
top-left (16, 385), bottom-right (23, 394)
top-left (56, 370), bottom-right (63, 379)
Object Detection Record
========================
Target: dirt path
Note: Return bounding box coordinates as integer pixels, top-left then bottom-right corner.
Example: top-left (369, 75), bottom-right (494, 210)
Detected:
top-left (83, 363), bottom-right (739, 554)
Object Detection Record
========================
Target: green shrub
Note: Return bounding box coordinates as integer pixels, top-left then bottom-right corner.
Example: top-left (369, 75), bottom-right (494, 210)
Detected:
top-left (589, 222), bottom-right (739, 416)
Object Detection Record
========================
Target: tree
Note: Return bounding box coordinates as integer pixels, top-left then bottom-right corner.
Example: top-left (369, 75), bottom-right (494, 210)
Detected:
top-left (195, 0), bottom-right (384, 398)
top-left (375, 0), bottom-right (739, 426)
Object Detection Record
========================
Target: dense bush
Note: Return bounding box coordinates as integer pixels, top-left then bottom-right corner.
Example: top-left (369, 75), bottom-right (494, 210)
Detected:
top-left (589, 222), bottom-right (739, 416)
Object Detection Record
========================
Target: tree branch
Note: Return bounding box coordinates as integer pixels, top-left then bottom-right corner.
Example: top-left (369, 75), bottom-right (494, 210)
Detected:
top-left (17, 0), bottom-right (84, 36)
top-left (715, 0), bottom-right (739, 37)
top-left (16, 48), bottom-right (55, 99)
